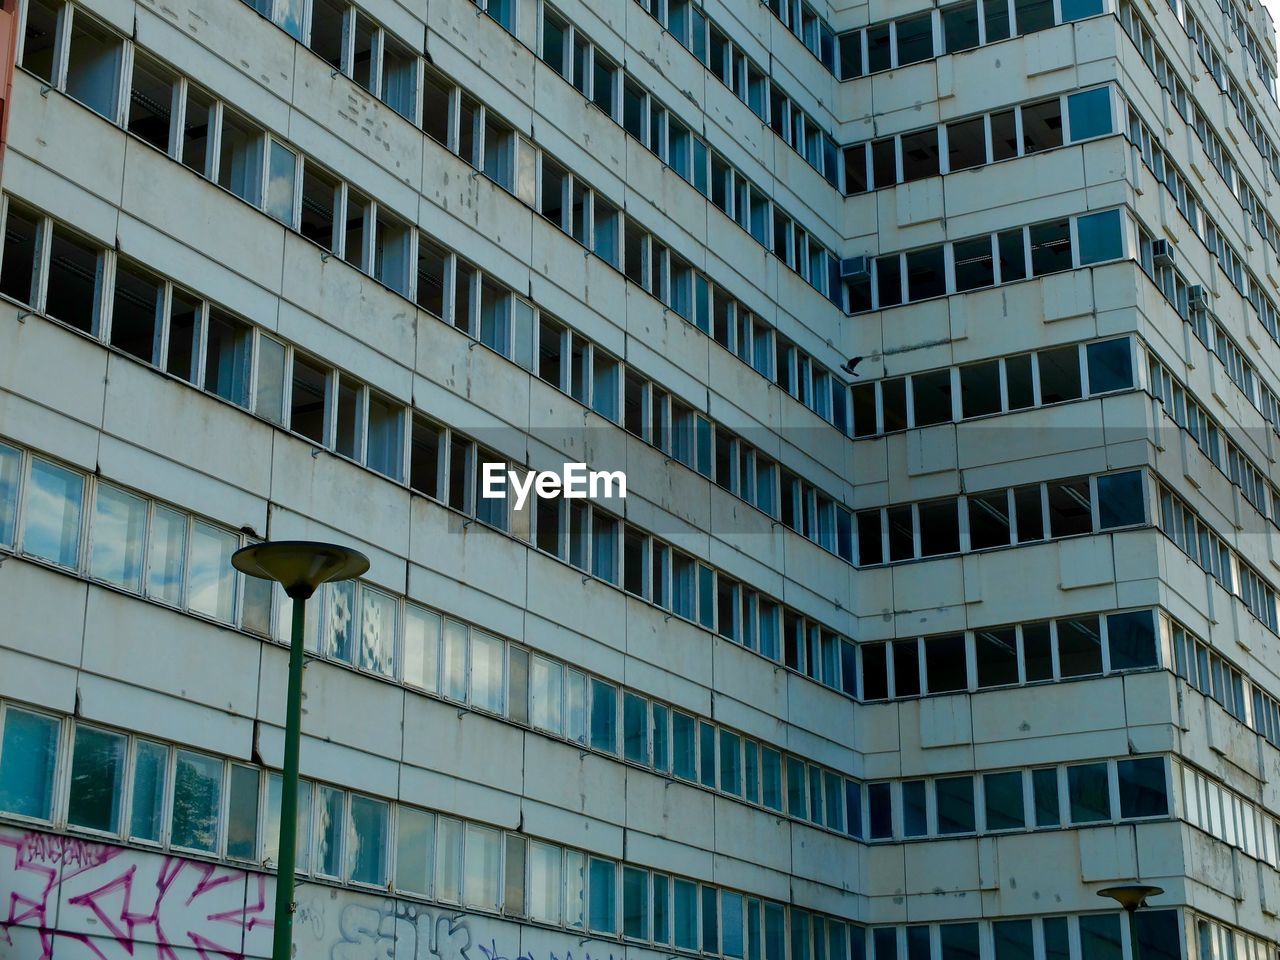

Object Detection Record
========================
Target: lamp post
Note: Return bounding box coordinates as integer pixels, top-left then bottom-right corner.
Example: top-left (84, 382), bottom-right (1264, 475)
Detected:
top-left (1098, 884), bottom-right (1164, 960)
top-left (232, 540), bottom-right (369, 960)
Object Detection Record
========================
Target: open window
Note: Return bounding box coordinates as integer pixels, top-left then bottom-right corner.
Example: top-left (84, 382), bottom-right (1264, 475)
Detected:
top-left (19, 0), bottom-right (60, 83)
top-left (0, 201), bottom-right (40, 305)
top-left (110, 258), bottom-right (164, 363)
top-left (217, 110), bottom-right (264, 205)
top-left (46, 223), bottom-right (102, 334)
top-left (65, 9), bottom-right (124, 120)
top-left (300, 162), bottom-right (339, 251)
top-left (127, 54), bottom-right (179, 152)
top-left (203, 309), bottom-right (252, 407)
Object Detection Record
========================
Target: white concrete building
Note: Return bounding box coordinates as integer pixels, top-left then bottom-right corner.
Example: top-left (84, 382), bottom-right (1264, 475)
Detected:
top-left (1, 0), bottom-right (1279, 955)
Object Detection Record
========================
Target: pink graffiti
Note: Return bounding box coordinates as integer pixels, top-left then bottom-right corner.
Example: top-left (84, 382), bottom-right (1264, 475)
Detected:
top-left (0, 826), bottom-right (273, 959)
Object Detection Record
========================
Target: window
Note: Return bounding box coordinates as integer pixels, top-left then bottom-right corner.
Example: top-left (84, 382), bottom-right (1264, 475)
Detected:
top-left (129, 739), bottom-right (168, 842)
top-left (1037, 345), bottom-right (1081, 404)
top-left (89, 483), bottom-right (147, 591)
top-left (1067, 762), bottom-right (1111, 822)
top-left (1067, 88), bottom-right (1113, 141)
top-left (300, 164), bottom-right (339, 251)
top-left (470, 630), bottom-right (505, 714)
top-left (204, 310), bottom-right (252, 406)
top-left (588, 857), bottom-right (617, 934)
top-left (65, 11), bottom-right (124, 120)
top-left (936, 776), bottom-right (975, 833)
top-left (109, 259), bottom-right (162, 363)
top-left (24, 456), bottom-right (84, 568)
top-left (896, 14), bottom-right (933, 65)
top-left (1029, 219), bottom-right (1071, 275)
top-left (953, 237), bottom-right (994, 292)
top-left (171, 749), bottom-right (222, 851)
top-left (1107, 611), bottom-right (1156, 669)
top-left (623, 867), bottom-right (649, 940)
top-left (529, 841), bottom-right (562, 924)
top-left (1086, 339), bottom-right (1132, 393)
top-left (983, 771), bottom-right (1024, 830)
top-left (1032, 767), bottom-right (1059, 826)
top-left (217, 111), bottom-right (263, 205)
top-left (463, 823), bottom-right (501, 909)
top-left (127, 54), bottom-right (178, 152)
top-left (1020, 99), bottom-right (1062, 154)
top-left (1046, 479), bottom-right (1090, 538)
top-left (1077, 915), bottom-right (1122, 960)
top-left (975, 627), bottom-right (1017, 687)
top-left (1097, 471), bottom-right (1144, 528)
top-left (0, 202), bottom-right (39, 304)
top-left (1117, 757), bottom-right (1167, 818)
top-left (187, 520), bottom-right (239, 623)
top-left (45, 224), bottom-right (101, 334)
top-left (1076, 209), bottom-right (1124, 265)
top-left (0, 707), bottom-right (60, 819)
top-left (1014, 0), bottom-right (1055, 33)
top-left (395, 806), bottom-right (435, 895)
top-left (912, 370), bottom-right (952, 426)
top-left (943, 2), bottom-right (980, 51)
top-left (591, 679), bottom-right (618, 753)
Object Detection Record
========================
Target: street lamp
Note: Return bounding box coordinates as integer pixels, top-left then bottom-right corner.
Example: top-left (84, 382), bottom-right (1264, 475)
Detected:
top-left (1098, 884), bottom-right (1164, 960)
top-left (232, 540), bottom-right (369, 960)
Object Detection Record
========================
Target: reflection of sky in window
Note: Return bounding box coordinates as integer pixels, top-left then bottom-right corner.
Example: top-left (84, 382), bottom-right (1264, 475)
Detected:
top-left (272, 0), bottom-right (306, 41)
top-left (24, 460), bottom-right (83, 567)
top-left (0, 445), bottom-right (20, 545)
top-left (266, 143), bottom-right (296, 224)
top-left (146, 506), bottom-right (186, 604)
top-left (187, 522), bottom-right (237, 622)
top-left (361, 588), bottom-right (395, 675)
top-left (90, 485), bottom-right (147, 590)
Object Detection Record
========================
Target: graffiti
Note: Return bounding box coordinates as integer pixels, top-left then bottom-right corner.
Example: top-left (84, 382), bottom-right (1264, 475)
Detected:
top-left (3, 826), bottom-right (628, 960)
top-left (0, 825), bottom-right (272, 959)
top-left (477, 942), bottom-right (618, 960)
top-left (329, 900), bottom-right (474, 960)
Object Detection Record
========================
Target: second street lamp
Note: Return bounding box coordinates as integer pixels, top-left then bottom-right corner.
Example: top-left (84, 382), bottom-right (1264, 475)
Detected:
top-left (232, 540), bottom-right (369, 960)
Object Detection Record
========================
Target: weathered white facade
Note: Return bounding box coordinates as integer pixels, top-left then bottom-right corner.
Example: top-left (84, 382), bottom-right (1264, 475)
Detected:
top-left (2, 0), bottom-right (1280, 955)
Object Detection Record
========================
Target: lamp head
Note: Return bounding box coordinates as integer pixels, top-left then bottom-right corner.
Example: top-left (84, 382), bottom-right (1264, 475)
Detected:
top-left (232, 540), bottom-right (370, 599)
top-left (1097, 885), bottom-right (1164, 912)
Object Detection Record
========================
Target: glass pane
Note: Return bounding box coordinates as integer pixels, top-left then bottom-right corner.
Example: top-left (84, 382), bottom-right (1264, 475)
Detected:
top-left (263, 774), bottom-right (311, 873)
top-left (1067, 87), bottom-right (1113, 141)
top-left (1078, 914), bottom-right (1122, 960)
top-left (171, 750), bottom-right (223, 851)
top-left (529, 840), bottom-right (563, 924)
top-left (88, 483), bottom-right (148, 591)
top-left (226, 764), bottom-right (260, 860)
top-left (129, 739), bottom-right (169, 841)
top-left (315, 784), bottom-right (345, 877)
top-left (1067, 762), bottom-right (1111, 822)
top-left (1097, 472), bottom-right (1145, 529)
top-left (435, 816), bottom-right (463, 902)
top-left (1107, 610), bottom-right (1157, 669)
top-left (188, 521), bottom-right (239, 622)
top-left (623, 866), bottom-right (649, 940)
top-left (395, 806), bottom-right (434, 895)
top-left (470, 630), bottom-right (506, 714)
top-left (254, 335), bottom-right (288, 425)
top-left (1117, 757), bottom-right (1168, 818)
top-left (359, 587), bottom-right (397, 676)
top-left (24, 457), bottom-right (85, 568)
top-left (0, 708), bottom-right (60, 819)
top-left (203, 310), bottom-right (252, 406)
top-left (463, 823), bottom-right (501, 909)
top-left (936, 776), bottom-right (975, 833)
top-left (1086, 338), bottom-right (1133, 393)
top-left (146, 505), bottom-right (187, 605)
top-left (443, 618), bottom-right (468, 701)
top-left (265, 141), bottom-right (297, 224)
top-left (68, 725), bottom-right (128, 834)
top-left (0, 443), bottom-right (19, 547)
top-left (403, 603), bottom-right (440, 692)
top-left (591, 679), bottom-right (618, 753)
top-left (983, 771), bottom-right (1025, 830)
top-left (347, 794), bottom-right (389, 885)
top-left (1076, 209), bottom-right (1124, 265)
top-left (110, 259), bottom-right (163, 362)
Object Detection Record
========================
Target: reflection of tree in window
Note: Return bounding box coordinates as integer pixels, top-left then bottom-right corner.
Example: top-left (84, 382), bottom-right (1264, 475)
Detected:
top-left (171, 750), bottom-right (222, 851)
top-left (68, 726), bottom-right (126, 833)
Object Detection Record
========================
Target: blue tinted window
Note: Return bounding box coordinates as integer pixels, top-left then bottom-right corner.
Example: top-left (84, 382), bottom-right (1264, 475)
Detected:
top-left (1068, 88), bottom-right (1113, 141)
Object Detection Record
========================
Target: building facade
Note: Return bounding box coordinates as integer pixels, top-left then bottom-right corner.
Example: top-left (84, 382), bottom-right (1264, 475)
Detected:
top-left (1, 0), bottom-right (1280, 955)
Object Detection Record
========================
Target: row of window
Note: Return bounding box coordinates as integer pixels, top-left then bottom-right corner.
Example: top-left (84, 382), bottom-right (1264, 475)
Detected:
top-left (1193, 913), bottom-right (1279, 960)
top-left (847, 337), bottom-right (1133, 438)
top-left (835, 0), bottom-right (1103, 81)
top-left (1135, 223), bottom-right (1280, 451)
top-left (859, 610), bottom-right (1158, 701)
top-left (535, 5), bottom-right (841, 303)
top-left (858, 756), bottom-right (1168, 843)
top-left (1178, 761), bottom-right (1280, 871)
top-left (844, 208), bottom-right (1126, 314)
top-left (1146, 351), bottom-right (1280, 529)
top-left (627, 0), bottom-right (839, 189)
top-left (0, 190), bottom-right (876, 584)
top-left (0, 443), bottom-right (270, 631)
top-left (1168, 613), bottom-right (1280, 750)
top-left (1157, 482), bottom-right (1279, 632)
top-left (0, 704), bottom-right (1197, 960)
top-left (853, 469), bottom-right (1146, 567)
top-left (1118, 38), bottom-right (1280, 360)
top-left (22, 0), bottom-right (858, 447)
top-left (842, 86), bottom-right (1114, 196)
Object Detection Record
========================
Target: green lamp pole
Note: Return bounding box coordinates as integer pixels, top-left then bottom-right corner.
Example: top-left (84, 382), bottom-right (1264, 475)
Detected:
top-left (1097, 883), bottom-right (1164, 960)
top-left (232, 540), bottom-right (369, 960)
